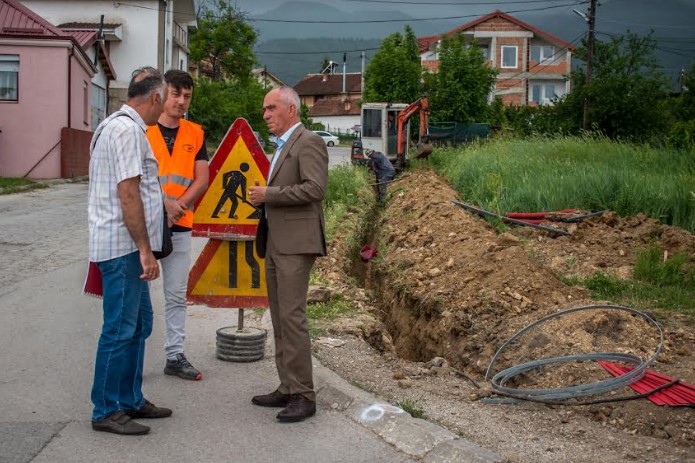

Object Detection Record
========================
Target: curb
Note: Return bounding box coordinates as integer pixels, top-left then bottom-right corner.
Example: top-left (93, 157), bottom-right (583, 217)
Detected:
top-left (314, 363), bottom-right (503, 463)
top-left (260, 309), bottom-right (502, 462)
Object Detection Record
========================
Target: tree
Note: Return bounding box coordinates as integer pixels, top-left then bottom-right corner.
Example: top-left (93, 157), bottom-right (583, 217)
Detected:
top-left (300, 103), bottom-right (325, 131)
top-left (558, 32), bottom-right (670, 140)
top-left (666, 62), bottom-right (695, 149)
top-left (188, 79), bottom-right (266, 147)
top-left (189, 1), bottom-right (257, 82)
top-left (363, 26), bottom-right (422, 103)
top-left (424, 34), bottom-right (497, 123)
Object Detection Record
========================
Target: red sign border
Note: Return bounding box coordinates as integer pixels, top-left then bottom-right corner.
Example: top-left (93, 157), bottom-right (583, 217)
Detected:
top-left (192, 118), bottom-right (269, 239)
top-left (187, 239), bottom-right (269, 308)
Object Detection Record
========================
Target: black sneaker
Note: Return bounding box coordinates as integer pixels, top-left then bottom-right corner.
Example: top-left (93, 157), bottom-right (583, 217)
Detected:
top-left (164, 353), bottom-right (202, 380)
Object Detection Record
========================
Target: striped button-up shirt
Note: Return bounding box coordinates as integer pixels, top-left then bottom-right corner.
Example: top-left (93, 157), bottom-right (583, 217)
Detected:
top-left (88, 104), bottom-right (163, 262)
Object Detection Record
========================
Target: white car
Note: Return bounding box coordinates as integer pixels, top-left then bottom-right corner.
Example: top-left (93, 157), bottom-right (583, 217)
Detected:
top-left (313, 130), bottom-right (340, 147)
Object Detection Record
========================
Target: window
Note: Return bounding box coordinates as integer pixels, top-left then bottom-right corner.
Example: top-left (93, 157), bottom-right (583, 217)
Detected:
top-left (362, 109), bottom-right (382, 138)
top-left (0, 55), bottom-right (19, 101)
top-left (530, 46), bottom-right (555, 64)
top-left (91, 84), bottom-right (106, 130)
top-left (531, 84), bottom-right (557, 105)
top-left (480, 44), bottom-right (489, 61)
top-left (83, 81), bottom-right (89, 125)
top-left (501, 46), bottom-right (517, 69)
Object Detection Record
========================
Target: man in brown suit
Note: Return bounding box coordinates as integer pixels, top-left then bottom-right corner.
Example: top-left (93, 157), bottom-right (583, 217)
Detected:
top-left (248, 86), bottom-right (328, 422)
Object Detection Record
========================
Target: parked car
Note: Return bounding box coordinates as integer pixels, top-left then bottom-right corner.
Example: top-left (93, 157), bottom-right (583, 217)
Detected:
top-left (268, 134), bottom-right (278, 148)
top-left (253, 131), bottom-right (265, 149)
top-left (312, 130), bottom-right (340, 147)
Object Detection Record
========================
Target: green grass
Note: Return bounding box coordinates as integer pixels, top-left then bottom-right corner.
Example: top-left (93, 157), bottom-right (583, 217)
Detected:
top-left (428, 135), bottom-right (695, 233)
top-left (0, 177), bottom-right (46, 194)
top-left (563, 244), bottom-right (695, 318)
top-left (395, 398), bottom-right (426, 419)
top-left (425, 136), bottom-right (695, 319)
top-left (323, 164), bottom-right (375, 241)
top-left (307, 295), bottom-right (355, 336)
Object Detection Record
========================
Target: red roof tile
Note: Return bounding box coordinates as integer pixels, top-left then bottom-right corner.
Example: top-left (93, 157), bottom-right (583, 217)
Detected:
top-left (0, 0), bottom-right (66, 38)
top-left (308, 98), bottom-right (360, 117)
top-left (62, 29), bottom-right (97, 48)
top-left (294, 73), bottom-right (362, 97)
top-left (418, 10), bottom-right (574, 53)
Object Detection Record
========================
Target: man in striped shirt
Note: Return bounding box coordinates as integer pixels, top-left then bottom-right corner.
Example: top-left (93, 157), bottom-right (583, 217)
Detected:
top-left (87, 66), bottom-right (173, 436)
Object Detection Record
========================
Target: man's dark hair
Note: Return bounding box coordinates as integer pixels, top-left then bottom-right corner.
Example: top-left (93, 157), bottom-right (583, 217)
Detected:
top-left (127, 66), bottom-right (165, 100)
top-left (164, 69), bottom-right (194, 92)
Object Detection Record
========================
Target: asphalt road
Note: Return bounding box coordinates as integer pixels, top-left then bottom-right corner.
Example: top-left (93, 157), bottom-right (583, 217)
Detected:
top-left (265, 145), bottom-right (351, 169)
top-left (0, 183), bottom-right (414, 463)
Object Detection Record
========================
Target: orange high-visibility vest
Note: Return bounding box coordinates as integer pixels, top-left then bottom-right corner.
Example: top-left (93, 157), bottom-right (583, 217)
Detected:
top-left (147, 119), bottom-right (204, 228)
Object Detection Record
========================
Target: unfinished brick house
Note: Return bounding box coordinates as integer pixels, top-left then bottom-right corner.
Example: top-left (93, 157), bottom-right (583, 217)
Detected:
top-left (418, 10), bottom-right (574, 106)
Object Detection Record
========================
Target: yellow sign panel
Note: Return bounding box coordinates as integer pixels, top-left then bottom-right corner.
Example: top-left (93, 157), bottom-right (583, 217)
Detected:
top-left (195, 139), bottom-right (266, 228)
top-left (187, 239), bottom-right (268, 308)
top-left (192, 118), bottom-right (270, 239)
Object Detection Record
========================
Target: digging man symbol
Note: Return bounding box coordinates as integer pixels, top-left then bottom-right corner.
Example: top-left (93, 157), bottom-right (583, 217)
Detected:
top-left (211, 163), bottom-right (260, 219)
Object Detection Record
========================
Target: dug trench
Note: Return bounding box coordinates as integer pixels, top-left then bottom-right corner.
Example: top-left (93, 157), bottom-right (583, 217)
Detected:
top-left (313, 168), bottom-right (695, 463)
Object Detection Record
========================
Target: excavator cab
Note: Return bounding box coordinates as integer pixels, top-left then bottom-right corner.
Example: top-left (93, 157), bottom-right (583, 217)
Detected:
top-left (354, 98), bottom-right (431, 169)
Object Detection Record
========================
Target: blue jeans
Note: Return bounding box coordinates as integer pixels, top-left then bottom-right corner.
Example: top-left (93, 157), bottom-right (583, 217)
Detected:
top-left (91, 251), bottom-right (153, 421)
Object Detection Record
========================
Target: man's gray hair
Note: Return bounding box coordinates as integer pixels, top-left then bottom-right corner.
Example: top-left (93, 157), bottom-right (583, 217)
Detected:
top-left (127, 66), bottom-right (166, 101)
top-left (277, 86), bottom-right (301, 113)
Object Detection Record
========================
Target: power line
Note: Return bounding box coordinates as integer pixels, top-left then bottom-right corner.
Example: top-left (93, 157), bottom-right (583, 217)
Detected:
top-left (594, 30), bottom-right (695, 60)
top-left (249, 2), bottom-right (584, 23)
top-left (598, 17), bottom-right (694, 30)
top-left (495, 31), bottom-right (586, 85)
top-left (256, 47), bottom-right (381, 55)
top-left (345, 0), bottom-right (577, 4)
top-left (113, 1), bottom-right (586, 24)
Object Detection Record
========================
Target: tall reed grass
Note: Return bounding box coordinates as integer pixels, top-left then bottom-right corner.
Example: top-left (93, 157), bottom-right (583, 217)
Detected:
top-left (427, 135), bottom-right (695, 233)
top-left (323, 164), bottom-right (374, 240)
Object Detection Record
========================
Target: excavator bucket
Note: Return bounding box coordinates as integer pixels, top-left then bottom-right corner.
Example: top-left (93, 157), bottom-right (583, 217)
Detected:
top-left (414, 142), bottom-right (433, 159)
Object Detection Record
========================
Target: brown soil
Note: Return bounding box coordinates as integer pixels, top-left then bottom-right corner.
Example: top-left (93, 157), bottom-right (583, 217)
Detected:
top-left (314, 168), bottom-right (695, 463)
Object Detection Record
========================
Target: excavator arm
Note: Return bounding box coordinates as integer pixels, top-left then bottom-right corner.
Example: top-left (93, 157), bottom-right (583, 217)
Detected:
top-left (396, 97), bottom-right (432, 166)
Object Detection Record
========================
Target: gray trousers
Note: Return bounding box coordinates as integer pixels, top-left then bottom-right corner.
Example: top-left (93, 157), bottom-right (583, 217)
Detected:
top-left (160, 231), bottom-right (192, 359)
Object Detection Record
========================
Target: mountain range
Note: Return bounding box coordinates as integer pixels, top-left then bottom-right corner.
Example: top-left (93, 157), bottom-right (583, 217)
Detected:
top-left (246, 0), bottom-right (694, 87)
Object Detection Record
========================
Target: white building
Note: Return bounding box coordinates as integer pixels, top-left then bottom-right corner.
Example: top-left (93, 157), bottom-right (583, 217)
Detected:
top-left (22, 0), bottom-right (197, 113)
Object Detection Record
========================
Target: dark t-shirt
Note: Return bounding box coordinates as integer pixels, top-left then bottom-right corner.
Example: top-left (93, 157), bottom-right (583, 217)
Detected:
top-left (157, 123), bottom-right (208, 161)
top-left (158, 123), bottom-right (208, 232)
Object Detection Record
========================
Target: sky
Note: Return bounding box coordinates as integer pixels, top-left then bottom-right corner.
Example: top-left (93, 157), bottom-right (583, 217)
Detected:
top-left (226, 0), bottom-right (552, 18)
top-left (195, 0), bottom-right (694, 86)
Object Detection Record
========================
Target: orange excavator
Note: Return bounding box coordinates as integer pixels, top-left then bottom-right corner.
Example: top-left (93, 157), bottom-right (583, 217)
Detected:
top-left (395, 97), bottom-right (433, 166)
top-left (353, 97), bottom-right (433, 168)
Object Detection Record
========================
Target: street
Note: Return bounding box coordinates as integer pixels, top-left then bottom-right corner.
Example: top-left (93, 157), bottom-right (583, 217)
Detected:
top-left (0, 183), bottom-right (414, 463)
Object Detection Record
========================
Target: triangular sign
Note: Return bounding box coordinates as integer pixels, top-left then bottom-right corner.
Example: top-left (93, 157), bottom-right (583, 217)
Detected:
top-left (192, 118), bottom-right (270, 239)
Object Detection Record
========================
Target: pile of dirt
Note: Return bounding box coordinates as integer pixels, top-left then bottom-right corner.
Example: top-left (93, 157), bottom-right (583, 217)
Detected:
top-left (314, 168), bottom-right (695, 463)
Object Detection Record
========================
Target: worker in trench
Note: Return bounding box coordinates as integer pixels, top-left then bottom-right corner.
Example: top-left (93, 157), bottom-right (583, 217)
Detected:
top-left (365, 149), bottom-right (396, 204)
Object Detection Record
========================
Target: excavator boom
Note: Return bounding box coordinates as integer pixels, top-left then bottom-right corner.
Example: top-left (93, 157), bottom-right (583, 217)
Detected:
top-left (396, 97), bottom-right (431, 165)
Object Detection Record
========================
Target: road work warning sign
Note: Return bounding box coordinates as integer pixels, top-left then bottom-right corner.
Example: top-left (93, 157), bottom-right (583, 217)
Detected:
top-left (193, 118), bottom-right (270, 240)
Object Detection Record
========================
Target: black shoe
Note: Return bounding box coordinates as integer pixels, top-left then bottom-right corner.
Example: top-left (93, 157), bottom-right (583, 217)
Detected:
top-left (125, 399), bottom-right (172, 419)
top-left (252, 389), bottom-right (291, 408)
top-left (276, 395), bottom-right (316, 422)
top-left (164, 353), bottom-right (202, 380)
top-left (92, 411), bottom-right (150, 435)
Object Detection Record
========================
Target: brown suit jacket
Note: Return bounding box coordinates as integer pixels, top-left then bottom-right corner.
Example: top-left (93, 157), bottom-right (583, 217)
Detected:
top-left (255, 125), bottom-right (328, 258)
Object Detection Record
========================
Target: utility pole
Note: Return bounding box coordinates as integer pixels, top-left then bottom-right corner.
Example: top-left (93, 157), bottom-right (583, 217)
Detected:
top-left (361, 51), bottom-right (365, 100)
top-left (582, 0), bottom-right (597, 130)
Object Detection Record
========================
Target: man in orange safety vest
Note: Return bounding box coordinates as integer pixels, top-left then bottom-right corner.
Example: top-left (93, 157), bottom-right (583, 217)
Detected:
top-left (146, 70), bottom-right (208, 381)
